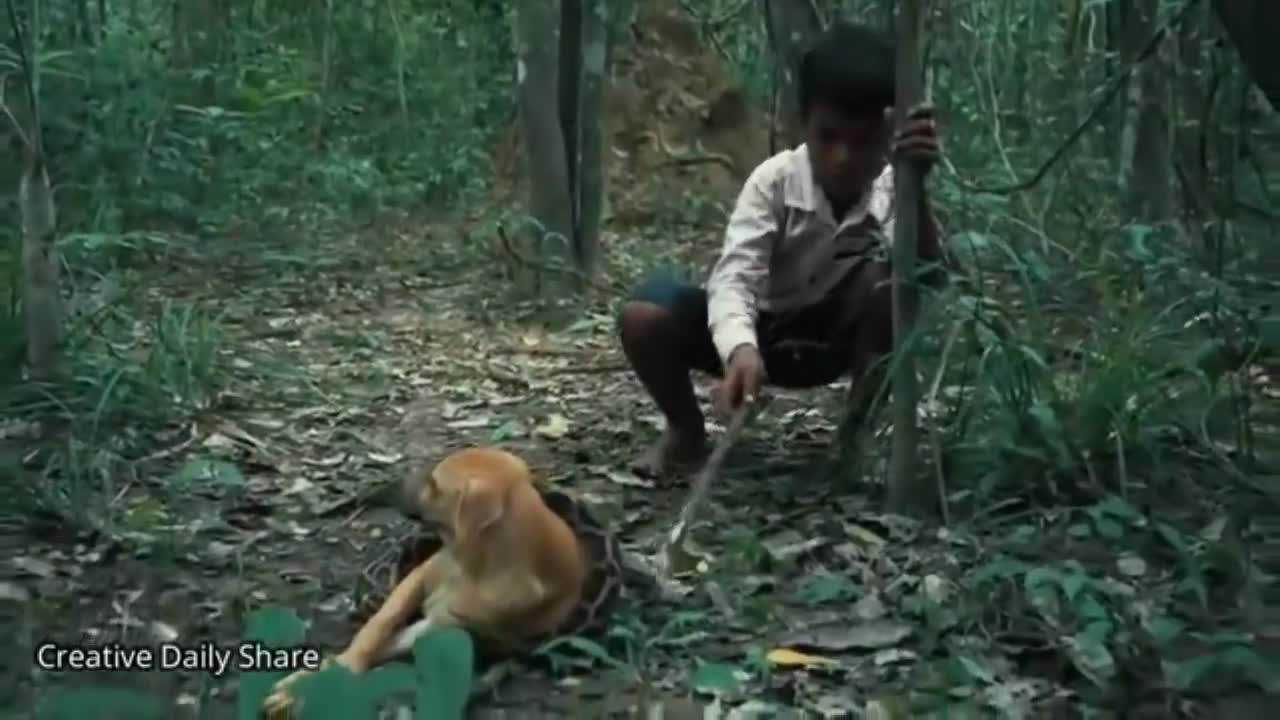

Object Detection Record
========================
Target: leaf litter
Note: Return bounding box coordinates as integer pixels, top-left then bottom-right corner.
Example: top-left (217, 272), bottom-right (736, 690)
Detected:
top-left (7, 216), bottom-right (1273, 720)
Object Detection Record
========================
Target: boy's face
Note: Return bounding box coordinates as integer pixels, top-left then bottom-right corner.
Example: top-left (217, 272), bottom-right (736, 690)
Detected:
top-left (803, 101), bottom-right (891, 205)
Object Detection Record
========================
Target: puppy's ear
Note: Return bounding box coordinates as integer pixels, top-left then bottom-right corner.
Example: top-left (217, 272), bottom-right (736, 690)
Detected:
top-left (452, 477), bottom-right (505, 544)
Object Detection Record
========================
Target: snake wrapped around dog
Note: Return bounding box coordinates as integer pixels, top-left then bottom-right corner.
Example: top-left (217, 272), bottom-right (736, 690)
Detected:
top-left (350, 486), bottom-right (635, 663)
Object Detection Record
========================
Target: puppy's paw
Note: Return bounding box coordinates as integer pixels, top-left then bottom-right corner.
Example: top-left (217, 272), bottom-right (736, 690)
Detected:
top-left (261, 685), bottom-right (300, 719)
top-left (261, 661), bottom-right (330, 719)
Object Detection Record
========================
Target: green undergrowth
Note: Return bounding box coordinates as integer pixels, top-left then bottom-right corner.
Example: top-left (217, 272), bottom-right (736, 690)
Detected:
top-left (842, 192), bottom-right (1280, 514)
top-left (29, 606), bottom-right (474, 720)
top-left (0, 282), bottom-right (230, 536)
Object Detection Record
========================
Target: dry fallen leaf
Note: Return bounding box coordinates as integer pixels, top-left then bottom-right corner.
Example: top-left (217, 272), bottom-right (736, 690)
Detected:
top-left (0, 581), bottom-right (31, 602)
top-left (780, 620), bottom-right (915, 652)
top-left (282, 477), bottom-right (315, 495)
top-left (1116, 554), bottom-right (1147, 577)
top-left (602, 469), bottom-right (654, 488)
top-left (12, 556), bottom-right (56, 579)
top-left (150, 620), bottom-right (180, 643)
top-left (534, 413), bottom-right (571, 440)
top-left (853, 593), bottom-right (887, 621)
top-left (923, 574), bottom-right (951, 604)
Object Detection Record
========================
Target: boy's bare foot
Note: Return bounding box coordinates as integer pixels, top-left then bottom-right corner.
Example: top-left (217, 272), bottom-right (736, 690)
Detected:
top-left (631, 429), bottom-right (709, 478)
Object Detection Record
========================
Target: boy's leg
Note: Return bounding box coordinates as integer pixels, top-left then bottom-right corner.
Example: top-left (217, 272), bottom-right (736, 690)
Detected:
top-left (835, 260), bottom-right (895, 459)
top-left (619, 276), bottom-right (722, 475)
top-left (757, 259), bottom-right (894, 427)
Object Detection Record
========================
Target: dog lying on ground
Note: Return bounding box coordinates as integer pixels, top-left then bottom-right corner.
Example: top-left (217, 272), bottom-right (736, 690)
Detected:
top-left (263, 447), bottom-right (588, 717)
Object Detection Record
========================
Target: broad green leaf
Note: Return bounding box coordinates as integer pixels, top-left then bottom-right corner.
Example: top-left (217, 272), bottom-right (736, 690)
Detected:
top-left (1168, 653), bottom-right (1218, 691)
top-left (538, 634), bottom-right (628, 671)
top-left (294, 664), bottom-right (370, 719)
top-left (1146, 616), bottom-right (1185, 646)
top-left (490, 420), bottom-right (521, 441)
top-left (175, 457), bottom-right (245, 487)
top-left (970, 557), bottom-right (1028, 586)
top-left (1081, 619), bottom-right (1113, 645)
top-left (795, 574), bottom-right (859, 605)
top-left (955, 655), bottom-right (995, 685)
top-left (1061, 571), bottom-right (1088, 602)
top-left (1154, 522), bottom-right (1190, 553)
top-left (36, 687), bottom-right (165, 720)
top-left (1075, 594), bottom-right (1109, 623)
top-left (413, 627), bottom-right (474, 720)
top-left (358, 663), bottom-right (417, 707)
top-left (691, 662), bottom-right (742, 694)
top-left (237, 605), bottom-right (307, 720)
top-left (1092, 518), bottom-right (1123, 540)
top-left (1094, 497), bottom-right (1141, 522)
top-left (1067, 630), bottom-right (1116, 688)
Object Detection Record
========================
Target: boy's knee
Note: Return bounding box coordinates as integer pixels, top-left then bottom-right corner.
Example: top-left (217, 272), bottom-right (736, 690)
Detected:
top-left (619, 275), bottom-right (706, 340)
top-left (838, 261), bottom-right (892, 328)
top-left (619, 301), bottom-right (670, 342)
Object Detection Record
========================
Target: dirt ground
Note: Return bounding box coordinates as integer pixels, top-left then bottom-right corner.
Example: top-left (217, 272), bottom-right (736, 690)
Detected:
top-left (6, 6), bottom-right (1278, 719)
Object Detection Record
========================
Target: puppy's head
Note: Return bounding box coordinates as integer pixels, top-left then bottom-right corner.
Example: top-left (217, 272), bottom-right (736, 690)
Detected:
top-left (402, 447), bottom-right (532, 546)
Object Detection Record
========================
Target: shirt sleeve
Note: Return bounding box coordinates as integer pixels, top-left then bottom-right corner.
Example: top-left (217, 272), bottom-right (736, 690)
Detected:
top-left (869, 165), bottom-right (896, 242)
top-left (706, 162), bottom-right (780, 367)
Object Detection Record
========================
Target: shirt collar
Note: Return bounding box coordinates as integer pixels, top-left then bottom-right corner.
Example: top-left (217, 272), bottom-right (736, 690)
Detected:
top-left (781, 144), bottom-right (876, 226)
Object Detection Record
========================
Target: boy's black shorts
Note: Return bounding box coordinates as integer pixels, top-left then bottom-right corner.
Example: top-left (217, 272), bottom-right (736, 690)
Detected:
top-left (626, 272), bottom-right (856, 388)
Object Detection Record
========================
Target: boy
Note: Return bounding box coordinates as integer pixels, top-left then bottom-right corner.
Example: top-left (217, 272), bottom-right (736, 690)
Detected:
top-left (619, 20), bottom-right (948, 476)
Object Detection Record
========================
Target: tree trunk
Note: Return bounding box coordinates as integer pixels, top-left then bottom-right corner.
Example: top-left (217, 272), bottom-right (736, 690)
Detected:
top-left (19, 151), bottom-right (61, 381)
top-left (885, 0), bottom-right (928, 517)
top-left (762, 0), bottom-right (822, 151)
top-left (1119, 0), bottom-right (1173, 222)
top-left (514, 0), bottom-right (576, 299)
top-left (1211, 0), bottom-right (1280, 111)
top-left (559, 0), bottom-right (583, 235)
top-left (573, 0), bottom-right (608, 280)
top-left (7, 0), bottom-right (63, 380)
top-left (1131, 12), bottom-right (1174, 222)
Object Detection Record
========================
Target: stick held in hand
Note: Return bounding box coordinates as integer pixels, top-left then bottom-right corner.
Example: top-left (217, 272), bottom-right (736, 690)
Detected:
top-left (660, 400), bottom-right (758, 576)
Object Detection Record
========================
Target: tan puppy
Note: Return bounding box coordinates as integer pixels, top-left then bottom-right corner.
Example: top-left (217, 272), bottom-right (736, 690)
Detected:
top-left (263, 447), bottom-right (588, 717)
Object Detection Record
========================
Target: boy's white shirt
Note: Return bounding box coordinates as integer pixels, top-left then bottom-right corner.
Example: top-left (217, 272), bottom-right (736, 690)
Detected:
top-left (705, 144), bottom-right (896, 365)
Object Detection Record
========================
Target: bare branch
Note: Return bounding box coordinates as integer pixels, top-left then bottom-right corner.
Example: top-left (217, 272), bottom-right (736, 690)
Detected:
top-left (0, 71), bottom-right (31, 146)
top-left (961, 0), bottom-right (1204, 196)
top-left (5, 0), bottom-right (41, 153)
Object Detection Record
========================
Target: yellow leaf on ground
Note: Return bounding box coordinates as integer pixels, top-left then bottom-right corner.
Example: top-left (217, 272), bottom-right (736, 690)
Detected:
top-left (766, 648), bottom-right (836, 668)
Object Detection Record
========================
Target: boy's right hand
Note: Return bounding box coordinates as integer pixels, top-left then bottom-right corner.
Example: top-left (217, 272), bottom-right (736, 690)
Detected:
top-left (719, 344), bottom-right (765, 415)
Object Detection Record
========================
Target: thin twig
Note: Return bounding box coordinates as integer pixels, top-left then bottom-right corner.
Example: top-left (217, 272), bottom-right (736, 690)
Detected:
top-left (0, 73), bottom-right (30, 146)
top-left (958, 0), bottom-right (1203, 196)
top-left (659, 400), bottom-right (758, 576)
top-left (549, 363), bottom-right (628, 375)
top-left (5, 0), bottom-right (39, 152)
top-left (495, 223), bottom-right (625, 296)
top-left (648, 125), bottom-right (736, 172)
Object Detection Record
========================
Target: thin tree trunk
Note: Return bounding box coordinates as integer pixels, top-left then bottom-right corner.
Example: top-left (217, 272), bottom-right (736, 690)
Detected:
top-left (885, 0), bottom-right (928, 517)
top-left (513, 0), bottom-right (576, 299)
top-left (19, 151), bottom-right (60, 381)
top-left (7, 0), bottom-right (63, 379)
top-left (574, 0), bottom-right (608, 280)
top-left (762, 0), bottom-right (821, 150)
top-left (559, 0), bottom-right (583, 239)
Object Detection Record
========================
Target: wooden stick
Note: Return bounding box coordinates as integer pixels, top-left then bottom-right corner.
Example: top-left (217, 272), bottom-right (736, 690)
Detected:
top-left (659, 401), bottom-right (757, 576)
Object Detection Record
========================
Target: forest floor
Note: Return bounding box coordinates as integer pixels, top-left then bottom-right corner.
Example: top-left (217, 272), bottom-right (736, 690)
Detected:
top-left (5, 204), bottom-right (1277, 720)
top-left (5, 6), bottom-right (1280, 719)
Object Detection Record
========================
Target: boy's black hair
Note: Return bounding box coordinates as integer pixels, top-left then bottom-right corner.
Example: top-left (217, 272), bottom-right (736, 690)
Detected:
top-left (798, 20), bottom-right (896, 118)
